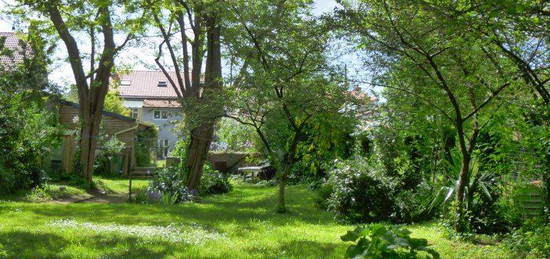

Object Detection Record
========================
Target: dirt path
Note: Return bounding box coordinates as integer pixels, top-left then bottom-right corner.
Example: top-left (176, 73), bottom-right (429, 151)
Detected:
top-left (51, 189), bottom-right (131, 204)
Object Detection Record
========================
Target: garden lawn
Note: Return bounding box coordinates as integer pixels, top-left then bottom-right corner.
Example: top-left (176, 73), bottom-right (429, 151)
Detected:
top-left (0, 182), bottom-right (511, 258)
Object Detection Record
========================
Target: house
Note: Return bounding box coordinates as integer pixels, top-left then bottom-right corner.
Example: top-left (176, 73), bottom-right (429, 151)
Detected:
top-left (55, 100), bottom-right (152, 174)
top-left (117, 71), bottom-right (183, 159)
top-left (1, 32), bottom-right (152, 174)
top-left (0, 32), bottom-right (31, 70)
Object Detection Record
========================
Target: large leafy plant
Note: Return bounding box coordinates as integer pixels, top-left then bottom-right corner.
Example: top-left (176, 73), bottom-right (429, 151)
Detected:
top-left (341, 224), bottom-right (439, 259)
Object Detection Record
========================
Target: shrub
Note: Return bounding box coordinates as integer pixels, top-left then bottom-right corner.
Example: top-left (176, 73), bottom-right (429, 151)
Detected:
top-left (94, 136), bottom-right (125, 176)
top-left (199, 164), bottom-right (232, 195)
top-left (317, 157), bottom-right (433, 224)
top-left (135, 124), bottom-right (157, 166)
top-left (318, 159), bottom-right (394, 223)
top-left (341, 224), bottom-right (440, 259)
top-left (505, 219), bottom-right (550, 259)
top-left (0, 94), bottom-right (60, 194)
top-left (145, 164), bottom-right (232, 203)
top-left (146, 167), bottom-right (195, 203)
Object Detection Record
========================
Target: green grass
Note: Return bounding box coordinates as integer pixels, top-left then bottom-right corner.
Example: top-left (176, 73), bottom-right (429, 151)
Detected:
top-left (94, 176), bottom-right (150, 194)
top-left (0, 182), bottom-right (511, 258)
top-left (26, 183), bottom-right (91, 201)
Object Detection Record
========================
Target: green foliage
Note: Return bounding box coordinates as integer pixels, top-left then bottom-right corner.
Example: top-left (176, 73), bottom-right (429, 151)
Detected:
top-left (505, 219), bottom-right (550, 259)
top-left (21, 183), bottom-right (89, 202)
top-left (199, 164), bottom-right (232, 195)
top-left (0, 28), bottom-right (59, 194)
top-left (0, 183), bottom-right (511, 258)
top-left (289, 112), bottom-right (357, 185)
top-left (171, 138), bottom-right (189, 167)
top-left (215, 118), bottom-right (258, 152)
top-left (0, 92), bottom-right (60, 194)
top-left (341, 224), bottom-right (440, 259)
top-left (102, 89), bottom-right (131, 116)
top-left (146, 167), bottom-right (194, 203)
top-left (67, 86), bottom-right (130, 117)
top-left (318, 159), bottom-right (394, 223)
top-left (145, 162), bottom-right (231, 203)
top-left (135, 124), bottom-right (158, 166)
top-left (224, 0), bottom-right (358, 213)
top-left (93, 136), bottom-right (126, 176)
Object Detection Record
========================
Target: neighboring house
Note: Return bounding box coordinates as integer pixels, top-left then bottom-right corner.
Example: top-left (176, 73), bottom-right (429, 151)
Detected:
top-left (55, 100), bottom-right (151, 175)
top-left (117, 71), bottom-right (183, 159)
top-left (0, 32), bottom-right (30, 70)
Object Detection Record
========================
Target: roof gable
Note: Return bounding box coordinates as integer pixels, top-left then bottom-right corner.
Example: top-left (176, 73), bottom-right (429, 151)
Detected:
top-left (117, 71), bottom-right (183, 99)
top-left (0, 32), bottom-right (32, 69)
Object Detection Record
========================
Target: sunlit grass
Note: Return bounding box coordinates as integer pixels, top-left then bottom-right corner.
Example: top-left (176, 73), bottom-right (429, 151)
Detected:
top-left (94, 176), bottom-right (150, 194)
top-left (0, 182), bottom-right (511, 258)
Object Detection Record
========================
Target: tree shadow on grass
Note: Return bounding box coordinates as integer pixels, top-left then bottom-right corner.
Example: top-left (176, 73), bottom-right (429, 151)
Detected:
top-left (9, 184), bottom-right (341, 244)
top-left (0, 230), bottom-right (184, 259)
top-left (243, 240), bottom-right (345, 259)
top-left (88, 235), bottom-right (183, 258)
top-left (0, 231), bottom-right (71, 258)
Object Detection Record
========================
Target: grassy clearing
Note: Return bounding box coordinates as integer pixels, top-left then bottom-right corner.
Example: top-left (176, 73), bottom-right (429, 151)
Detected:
top-left (0, 182), bottom-right (511, 258)
top-left (2, 183), bottom-right (92, 202)
top-left (94, 176), bottom-right (150, 194)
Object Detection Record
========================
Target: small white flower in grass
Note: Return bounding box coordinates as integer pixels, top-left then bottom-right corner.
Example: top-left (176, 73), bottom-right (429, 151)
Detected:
top-left (48, 219), bottom-right (225, 245)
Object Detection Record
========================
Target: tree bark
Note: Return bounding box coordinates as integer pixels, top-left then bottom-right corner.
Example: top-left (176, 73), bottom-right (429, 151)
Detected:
top-left (185, 123), bottom-right (215, 191)
top-left (454, 151), bottom-right (471, 232)
top-left (276, 167), bottom-right (287, 213)
top-left (185, 8), bottom-right (222, 192)
top-left (48, 4), bottom-right (115, 185)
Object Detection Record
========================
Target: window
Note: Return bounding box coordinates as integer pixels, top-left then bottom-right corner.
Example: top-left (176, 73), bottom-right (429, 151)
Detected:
top-left (120, 80), bottom-right (131, 87)
top-left (158, 81), bottom-right (167, 87)
top-left (154, 110), bottom-right (168, 120)
top-left (130, 108), bottom-right (138, 119)
top-left (158, 139), bottom-right (169, 158)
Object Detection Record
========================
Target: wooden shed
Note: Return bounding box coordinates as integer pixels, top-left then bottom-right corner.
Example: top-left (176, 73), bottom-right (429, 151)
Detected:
top-left (57, 100), bottom-right (151, 175)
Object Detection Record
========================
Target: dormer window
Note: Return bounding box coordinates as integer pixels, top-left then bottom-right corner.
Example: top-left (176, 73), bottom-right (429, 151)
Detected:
top-left (158, 81), bottom-right (167, 87)
top-left (120, 80), bottom-right (131, 87)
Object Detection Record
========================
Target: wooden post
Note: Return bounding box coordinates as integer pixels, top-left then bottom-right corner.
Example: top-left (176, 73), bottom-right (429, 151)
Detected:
top-left (61, 133), bottom-right (75, 173)
top-left (127, 148), bottom-right (133, 202)
top-left (128, 170), bottom-right (133, 202)
top-left (122, 148), bottom-right (130, 176)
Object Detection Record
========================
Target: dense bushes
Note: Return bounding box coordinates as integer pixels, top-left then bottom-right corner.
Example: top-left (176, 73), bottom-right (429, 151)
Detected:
top-left (146, 167), bottom-right (193, 203)
top-left (505, 219), bottom-right (550, 258)
top-left (0, 93), bottom-right (60, 194)
top-left (317, 159), bottom-right (394, 223)
top-left (199, 164), bottom-right (232, 195)
top-left (93, 136), bottom-right (125, 176)
top-left (317, 158), bottom-right (430, 223)
top-left (145, 164), bottom-right (232, 204)
top-left (135, 124), bottom-right (157, 166)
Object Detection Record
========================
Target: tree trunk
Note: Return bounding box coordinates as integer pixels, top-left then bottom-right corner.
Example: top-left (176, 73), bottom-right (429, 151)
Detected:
top-left (276, 167), bottom-right (287, 213)
top-left (184, 9), bottom-right (222, 192)
top-left (454, 152), bottom-right (471, 232)
top-left (544, 152), bottom-right (550, 215)
top-left (185, 123), bottom-right (215, 191)
top-left (48, 4), bottom-right (115, 186)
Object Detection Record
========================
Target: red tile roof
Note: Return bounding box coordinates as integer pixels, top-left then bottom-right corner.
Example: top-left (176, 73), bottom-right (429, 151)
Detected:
top-left (0, 32), bottom-right (31, 68)
top-left (117, 71), bottom-right (184, 99)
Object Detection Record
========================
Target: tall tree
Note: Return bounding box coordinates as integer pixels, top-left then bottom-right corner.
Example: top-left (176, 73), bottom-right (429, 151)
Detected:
top-left (147, 0), bottom-right (224, 191)
top-left (419, 0), bottom-right (550, 210)
top-left (336, 0), bottom-right (521, 231)
top-left (225, 0), bottom-right (354, 212)
top-left (18, 0), bottom-right (142, 184)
